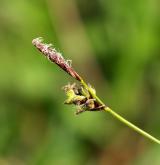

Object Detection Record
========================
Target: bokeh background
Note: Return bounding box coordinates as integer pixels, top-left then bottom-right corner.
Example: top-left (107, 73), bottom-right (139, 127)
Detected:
top-left (0, 0), bottom-right (160, 164)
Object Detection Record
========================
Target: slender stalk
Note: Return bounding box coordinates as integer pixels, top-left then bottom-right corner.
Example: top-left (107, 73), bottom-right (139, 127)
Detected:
top-left (106, 107), bottom-right (160, 144)
top-left (80, 79), bottom-right (160, 144)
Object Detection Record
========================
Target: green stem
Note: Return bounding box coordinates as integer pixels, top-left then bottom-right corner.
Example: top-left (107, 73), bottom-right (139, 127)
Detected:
top-left (80, 79), bottom-right (160, 144)
top-left (105, 107), bottom-right (160, 144)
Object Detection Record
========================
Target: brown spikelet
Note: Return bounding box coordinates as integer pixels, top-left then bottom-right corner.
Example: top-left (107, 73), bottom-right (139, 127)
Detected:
top-left (32, 37), bottom-right (81, 81)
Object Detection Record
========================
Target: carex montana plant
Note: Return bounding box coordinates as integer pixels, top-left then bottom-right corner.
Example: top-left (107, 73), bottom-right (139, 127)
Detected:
top-left (32, 37), bottom-right (160, 144)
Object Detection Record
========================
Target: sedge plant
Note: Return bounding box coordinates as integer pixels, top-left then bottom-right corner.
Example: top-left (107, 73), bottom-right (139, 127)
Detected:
top-left (32, 37), bottom-right (160, 144)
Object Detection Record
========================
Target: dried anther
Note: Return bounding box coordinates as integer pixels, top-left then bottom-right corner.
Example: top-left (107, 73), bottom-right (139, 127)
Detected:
top-left (32, 37), bottom-right (81, 81)
top-left (63, 83), bottom-right (105, 115)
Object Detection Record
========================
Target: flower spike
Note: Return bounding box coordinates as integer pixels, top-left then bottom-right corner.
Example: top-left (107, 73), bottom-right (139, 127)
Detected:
top-left (32, 37), bottom-right (81, 81)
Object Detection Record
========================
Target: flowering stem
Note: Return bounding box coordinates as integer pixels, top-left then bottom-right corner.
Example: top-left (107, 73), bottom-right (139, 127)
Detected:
top-left (80, 79), bottom-right (160, 144)
top-left (32, 37), bottom-right (160, 144)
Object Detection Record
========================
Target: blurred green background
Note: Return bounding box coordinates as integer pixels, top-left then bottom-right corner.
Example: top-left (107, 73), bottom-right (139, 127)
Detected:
top-left (0, 0), bottom-right (160, 164)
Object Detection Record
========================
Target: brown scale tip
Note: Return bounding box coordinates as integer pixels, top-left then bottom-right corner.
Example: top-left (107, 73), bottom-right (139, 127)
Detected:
top-left (32, 37), bottom-right (82, 81)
